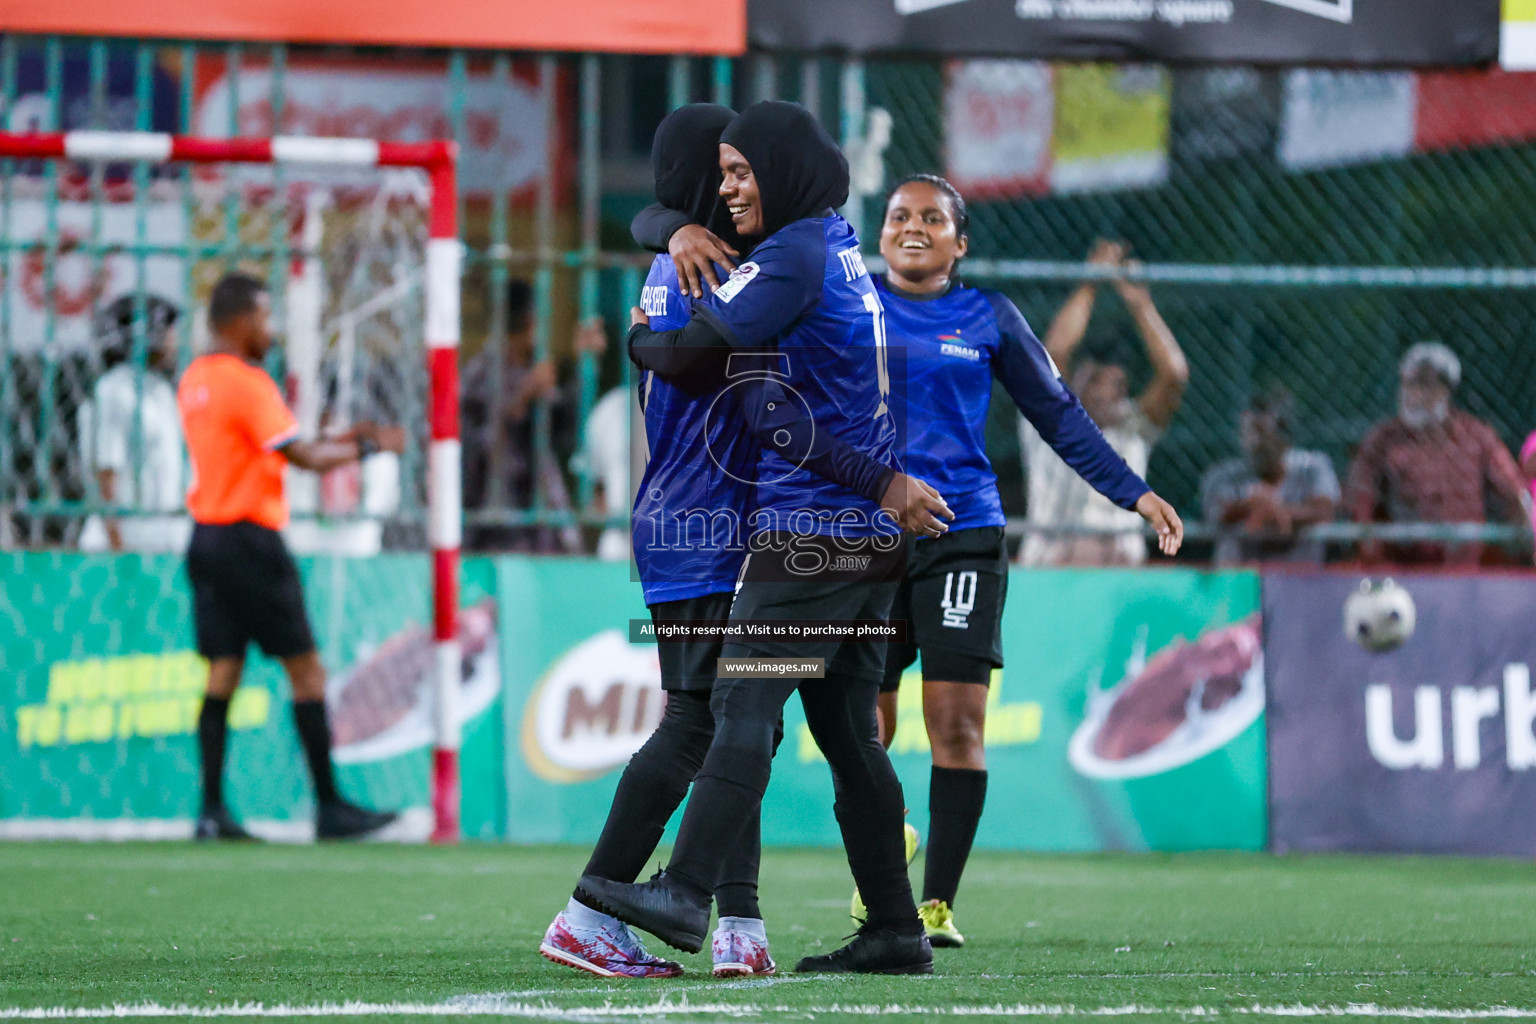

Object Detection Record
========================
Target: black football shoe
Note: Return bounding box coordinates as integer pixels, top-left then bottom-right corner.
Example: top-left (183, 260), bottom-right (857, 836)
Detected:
top-left (316, 799), bottom-right (397, 841)
top-left (194, 805), bottom-right (258, 842)
top-left (575, 872), bottom-right (711, 954)
top-left (794, 923), bottom-right (934, 975)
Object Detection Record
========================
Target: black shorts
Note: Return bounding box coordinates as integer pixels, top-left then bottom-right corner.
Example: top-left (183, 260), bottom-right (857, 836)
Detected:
top-left (651, 592), bottom-right (734, 692)
top-left (721, 532), bottom-right (903, 685)
top-left (881, 526), bottom-right (1008, 692)
top-left (186, 521), bottom-right (317, 661)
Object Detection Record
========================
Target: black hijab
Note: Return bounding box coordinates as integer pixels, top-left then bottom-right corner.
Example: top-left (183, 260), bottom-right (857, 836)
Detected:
top-left (719, 101), bottom-right (849, 240)
top-left (651, 103), bottom-right (741, 249)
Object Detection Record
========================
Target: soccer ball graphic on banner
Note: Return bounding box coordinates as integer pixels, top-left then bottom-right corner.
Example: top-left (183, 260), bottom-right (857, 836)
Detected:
top-left (1343, 578), bottom-right (1417, 652)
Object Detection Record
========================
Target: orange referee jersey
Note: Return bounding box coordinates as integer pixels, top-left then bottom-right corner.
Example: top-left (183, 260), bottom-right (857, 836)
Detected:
top-left (178, 353), bottom-right (298, 530)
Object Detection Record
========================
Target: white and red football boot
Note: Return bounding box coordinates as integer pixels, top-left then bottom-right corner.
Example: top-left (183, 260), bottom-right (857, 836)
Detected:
top-left (711, 916), bottom-right (777, 979)
top-left (540, 901), bottom-right (685, 979)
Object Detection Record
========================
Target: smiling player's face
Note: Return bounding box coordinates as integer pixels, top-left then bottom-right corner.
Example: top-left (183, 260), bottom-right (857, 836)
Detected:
top-left (718, 143), bottom-right (763, 238)
top-left (880, 181), bottom-right (967, 292)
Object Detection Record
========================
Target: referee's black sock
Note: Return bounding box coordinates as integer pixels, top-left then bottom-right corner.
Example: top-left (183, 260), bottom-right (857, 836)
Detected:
top-left (292, 700), bottom-right (340, 804)
top-left (197, 695), bottom-right (231, 811)
top-left (922, 766), bottom-right (988, 908)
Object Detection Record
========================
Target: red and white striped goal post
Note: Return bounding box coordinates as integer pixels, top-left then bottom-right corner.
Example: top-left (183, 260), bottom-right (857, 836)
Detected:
top-left (0, 130), bottom-right (466, 844)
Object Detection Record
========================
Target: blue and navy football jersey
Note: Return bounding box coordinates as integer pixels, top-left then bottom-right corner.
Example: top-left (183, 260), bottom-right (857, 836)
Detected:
top-left (632, 254), bottom-right (758, 605)
top-left (875, 276), bottom-right (1147, 532)
top-left (695, 215), bottom-right (897, 538)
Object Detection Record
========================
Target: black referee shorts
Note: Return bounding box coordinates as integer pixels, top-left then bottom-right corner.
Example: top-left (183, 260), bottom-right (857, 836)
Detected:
top-left (185, 521), bottom-right (317, 661)
top-left (881, 525), bottom-right (1008, 692)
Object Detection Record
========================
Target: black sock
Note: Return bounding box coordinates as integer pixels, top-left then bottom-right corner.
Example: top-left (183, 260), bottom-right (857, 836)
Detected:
top-left (292, 700), bottom-right (340, 804)
top-left (922, 766), bottom-right (988, 908)
top-left (198, 696), bottom-right (231, 811)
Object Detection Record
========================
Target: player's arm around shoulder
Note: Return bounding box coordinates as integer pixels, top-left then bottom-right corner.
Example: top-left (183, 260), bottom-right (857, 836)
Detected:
top-left (692, 230), bottom-right (825, 349)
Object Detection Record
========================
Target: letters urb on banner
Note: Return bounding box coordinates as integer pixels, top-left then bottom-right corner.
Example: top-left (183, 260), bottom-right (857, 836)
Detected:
top-left (1265, 571), bottom-right (1536, 857)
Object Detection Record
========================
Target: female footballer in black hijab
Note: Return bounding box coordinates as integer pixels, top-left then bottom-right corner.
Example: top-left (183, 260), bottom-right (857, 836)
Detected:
top-left (583, 101), bottom-right (947, 976)
top-left (541, 103), bottom-right (786, 981)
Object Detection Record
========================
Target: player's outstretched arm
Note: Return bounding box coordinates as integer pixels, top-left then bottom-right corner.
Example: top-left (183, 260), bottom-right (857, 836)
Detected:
top-left (990, 292), bottom-right (1148, 513)
top-left (1135, 491), bottom-right (1183, 557)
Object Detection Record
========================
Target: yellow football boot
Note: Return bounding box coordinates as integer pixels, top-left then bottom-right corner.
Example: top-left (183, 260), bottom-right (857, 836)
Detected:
top-left (850, 822), bottom-right (921, 922)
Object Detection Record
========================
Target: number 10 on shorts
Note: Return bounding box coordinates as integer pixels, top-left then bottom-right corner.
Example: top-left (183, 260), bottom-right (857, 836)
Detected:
top-left (941, 571), bottom-right (977, 629)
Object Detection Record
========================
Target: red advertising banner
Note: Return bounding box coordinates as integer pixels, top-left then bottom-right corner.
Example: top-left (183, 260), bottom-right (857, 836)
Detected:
top-left (1415, 68), bottom-right (1536, 153)
top-left (0, 0), bottom-right (745, 55)
top-left (188, 55), bottom-right (569, 202)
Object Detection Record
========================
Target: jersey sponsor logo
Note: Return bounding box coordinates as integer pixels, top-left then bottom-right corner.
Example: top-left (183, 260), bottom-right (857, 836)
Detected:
top-left (941, 570), bottom-right (978, 629)
top-left (640, 285), bottom-right (669, 317)
top-left (714, 261), bottom-right (760, 303)
top-left (940, 341), bottom-right (981, 361)
top-left (836, 247), bottom-right (869, 282)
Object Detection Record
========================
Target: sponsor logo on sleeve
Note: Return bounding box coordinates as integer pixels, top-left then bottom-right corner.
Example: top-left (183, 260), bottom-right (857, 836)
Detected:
top-left (714, 262), bottom-right (760, 304)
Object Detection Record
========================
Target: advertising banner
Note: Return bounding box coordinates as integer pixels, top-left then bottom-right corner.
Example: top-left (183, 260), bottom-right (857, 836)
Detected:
top-left (943, 61), bottom-right (1054, 198)
top-left (501, 558), bottom-right (1265, 851)
top-left (1504, 0), bottom-right (1536, 70)
top-left (0, 1), bottom-right (745, 56)
top-left (2, 200), bottom-right (188, 356)
top-left (1266, 571), bottom-right (1536, 857)
top-left (191, 58), bottom-right (552, 200)
top-left (1276, 70), bottom-right (1415, 171)
top-left (0, 552), bottom-right (502, 840)
top-left (942, 62), bottom-right (1170, 199)
top-left (748, 0), bottom-right (1499, 67)
top-left (1050, 64), bottom-right (1170, 194)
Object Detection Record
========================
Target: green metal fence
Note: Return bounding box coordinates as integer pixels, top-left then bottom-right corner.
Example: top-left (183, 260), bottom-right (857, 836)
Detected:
top-left (2, 38), bottom-right (1533, 560)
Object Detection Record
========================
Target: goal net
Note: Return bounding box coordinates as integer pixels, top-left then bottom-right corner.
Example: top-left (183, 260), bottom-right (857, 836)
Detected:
top-left (0, 131), bottom-right (467, 842)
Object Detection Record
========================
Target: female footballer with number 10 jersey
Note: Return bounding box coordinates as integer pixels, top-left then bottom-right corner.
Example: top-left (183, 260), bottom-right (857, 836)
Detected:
top-left (867, 175), bottom-right (1185, 948)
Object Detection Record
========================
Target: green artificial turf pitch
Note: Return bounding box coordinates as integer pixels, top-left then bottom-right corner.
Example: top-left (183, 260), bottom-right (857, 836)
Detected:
top-left (0, 842), bottom-right (1532, 1021)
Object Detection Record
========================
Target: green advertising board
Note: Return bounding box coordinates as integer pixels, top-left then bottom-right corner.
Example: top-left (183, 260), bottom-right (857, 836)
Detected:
top-left (501, 559), bottom-right (1264, 852)
top-left (0, 551), bottom-right (502, 839)
top-left (2, 551), bottom-right (1261, 850)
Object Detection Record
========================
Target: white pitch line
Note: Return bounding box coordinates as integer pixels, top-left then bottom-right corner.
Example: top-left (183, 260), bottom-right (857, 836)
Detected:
top-left (5, 1002), bottom-right (1536, 1020)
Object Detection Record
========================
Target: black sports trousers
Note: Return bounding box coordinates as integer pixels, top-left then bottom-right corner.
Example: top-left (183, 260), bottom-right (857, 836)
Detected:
top-left (659, 533), bottom-right (921, 934)
top-left (576, 593), bottom-right (775, 920)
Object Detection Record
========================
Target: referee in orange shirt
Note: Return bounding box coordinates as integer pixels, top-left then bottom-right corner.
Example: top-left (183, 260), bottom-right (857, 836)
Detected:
top-left (178, 272), bottom-right (402, 841)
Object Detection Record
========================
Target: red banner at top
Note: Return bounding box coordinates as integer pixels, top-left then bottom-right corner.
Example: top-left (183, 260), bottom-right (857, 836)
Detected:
top-left (0, 0), bottom-right (746, 55)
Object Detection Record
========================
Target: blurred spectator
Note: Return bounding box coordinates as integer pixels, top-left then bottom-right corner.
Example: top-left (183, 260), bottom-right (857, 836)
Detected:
top-left (1200, 390), bottom-right (1339, 565)
top-left (460, 280), bottom-right (605, 553)
top-left (1019, 240), bottom-right (1189, 566)
top-left (77, 294), bottom-right (191, 553)
top-left (573, 385), bottom-right (634, 561)
top-left (1520, 429), bottom-right (1536, 566)
top-left (1346, 342), bottom-right (1527, 567)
